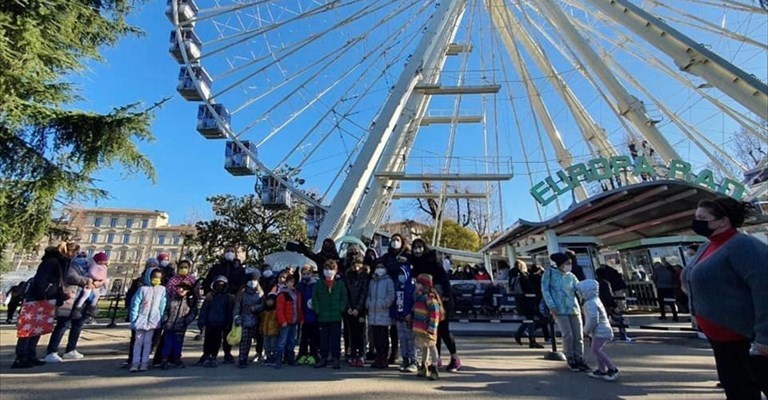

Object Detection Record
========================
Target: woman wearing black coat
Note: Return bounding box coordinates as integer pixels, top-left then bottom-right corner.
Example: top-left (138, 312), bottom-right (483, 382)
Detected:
top-left (512, 261), bottom-right (545, 348)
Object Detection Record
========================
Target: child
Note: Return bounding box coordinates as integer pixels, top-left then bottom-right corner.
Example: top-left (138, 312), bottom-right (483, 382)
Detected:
top-left (391, 265), bottom-right (417, 372)
top-left (367, 263), bottom-right (395, 369)
top-left (260, 292), bottom-right (280, 366)
top-left (161, 281), bottom-right (197, 369)
top-left (129, 268), bottom-right (167, 372)
top-left (72, 252), bottom-right (109, 320)
top-left (344, 256), bottom-right (369, 367)
top-left (197, 275), bottom-right (234, 367)
top-left (234, 272), bottom-right (265, 368)
top-left (297, 265), bottom-right (319, 366)
top-left (576, 279), bottom-right (619, 381)
top-left (312, 259), bottom-right (348, 369)
top-left (412, 273), bottom-right (443, 381)
top-left (275, 271), bottom-right (303, 368)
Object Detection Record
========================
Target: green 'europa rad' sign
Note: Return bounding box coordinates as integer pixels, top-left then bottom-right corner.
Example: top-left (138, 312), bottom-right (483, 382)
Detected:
top-left (529, 155), bottom-right (746, 206)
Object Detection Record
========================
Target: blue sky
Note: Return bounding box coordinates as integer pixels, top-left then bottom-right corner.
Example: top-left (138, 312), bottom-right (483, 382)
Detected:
top-left (73, 0), bottom-right (765, 230)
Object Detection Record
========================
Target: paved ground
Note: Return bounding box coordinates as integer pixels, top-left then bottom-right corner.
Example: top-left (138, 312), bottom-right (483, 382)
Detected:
top-left (0, 323), bottom-right (724, 400)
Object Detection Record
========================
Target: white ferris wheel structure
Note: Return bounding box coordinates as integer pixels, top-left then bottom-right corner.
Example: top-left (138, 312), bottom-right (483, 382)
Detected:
top-left (166, 0), bottom-right (768, 251)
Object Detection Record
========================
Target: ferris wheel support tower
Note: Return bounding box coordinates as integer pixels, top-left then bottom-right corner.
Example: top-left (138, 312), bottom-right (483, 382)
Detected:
top-left (312, 0), bottom-right (468, 251)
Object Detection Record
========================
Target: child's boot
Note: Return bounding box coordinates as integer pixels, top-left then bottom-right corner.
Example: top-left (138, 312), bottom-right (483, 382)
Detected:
top-left (314, 357), bottom-right (327, 368)
top-left (417, 363), bottom-right (427, 377)
top-left (129, 364), bottom-right (139, 373)
top-left (428, 365), bottom-right (439, 380)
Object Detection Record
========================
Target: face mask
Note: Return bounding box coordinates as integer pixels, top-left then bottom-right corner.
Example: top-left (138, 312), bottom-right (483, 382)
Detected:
top-left (398, 275), bottom-right (407, 284)
top-left (562, 264), bottom-right (573, 274)
top-left (178, 267), bottom-right (189, 277)
top-left (375, 268), bottom-right (386, 276)
top-left (214, 284), bottom-right (225, 292)
top-left (263, 270), bottom-right (273, 278)
top-left (160, 260), bottom-right (170, 267)
top-left (302, 275), bottom-right (311, 282)
top-left (691, 219), bottom-right (715, 238)
top-left (151, 278), bottom-right (161, 286)
top-left (390, 240), bottom-right (402, 250)
top-left (247, 280), bottom-right (257, 289)
top-left (324, 270), bottom-right (335, 280)
top-left (224, 252), bottom-right (236, 261)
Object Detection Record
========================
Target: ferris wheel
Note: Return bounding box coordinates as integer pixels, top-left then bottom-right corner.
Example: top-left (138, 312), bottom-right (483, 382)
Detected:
top-left (166, 0), bottom-right (768, 250)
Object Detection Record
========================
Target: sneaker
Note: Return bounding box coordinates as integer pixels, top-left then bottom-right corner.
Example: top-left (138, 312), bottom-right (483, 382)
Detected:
top-left (174, 361), bottom-right (186, 369)
top-left (428, 365), bottom-right (439, 381)
top-left (446, 356), bottom-right (462, 372)
top-left (223, 354), bottom-right (236, 364)
top-left (129, 364), bottom-right (139, 373)
top-left (398, 361), bottom-right (407, 372)
top-left (306, 356), bottom-right (317, 366)
top-left (297, 355), bottom-right (308, 365)
top-left (588, 369), bottom-right (607, 379)
top-left (274, 362), bottom-right (283, 369)
top-left (417, 363), bottom-right (427, 377)
top-left (603, 368), bottom-right (620, 381)
top-left (203, 359), bottom-right (213, 368)
top-left (577, 362), bottom-right (591, 372)
top-left (45, 353), bottom-right (63, 363)
top-left (405, 362), bottom-right (419, 373)
top-left (263, 358), bottom-right (275, 367)
top-left (209, 359), bottom-right (219, 368)
top-left (138, 363), bottom-right (149, 372)
top-left (252, 354), bottom-right (262, 363)
top-left (160, 361), bottom-right (170, 370)
top-left (314, 358), bottom-right (327, 368)
top-left (62, 350), bottom-right (84, 360)
top-left (120, 361), bottom-right (130, 368)
top-left (567, 362), bottom-right (580, 372)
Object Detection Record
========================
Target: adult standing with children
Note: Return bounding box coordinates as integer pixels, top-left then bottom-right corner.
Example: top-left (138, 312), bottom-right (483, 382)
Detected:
top-left (682, 198), bottom-right (768, 400)
top-left (203, 245), bottom-right (247, 363)
top-left (542, 252), bottom-right (589, 372)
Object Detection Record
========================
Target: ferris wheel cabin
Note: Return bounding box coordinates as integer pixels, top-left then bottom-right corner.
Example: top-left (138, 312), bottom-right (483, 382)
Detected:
top-left (177, 65), bottom-right (212, 101)
top-left (197, 104), bottom-right (231, 139)
top-left (257, 176), bottom-right (293, 210)
top-left (169, 29), bottom-right (202, 63)
top-left (165, 0), bottom-right (198, 26)
top-left (224, 140), bottom-right (258, 176)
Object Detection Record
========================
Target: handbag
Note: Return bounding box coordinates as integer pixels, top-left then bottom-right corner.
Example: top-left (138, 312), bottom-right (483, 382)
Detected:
top-left (227, 322), bottom-right (242, 346)
top-left (16, 300), bottom-right (56, 338)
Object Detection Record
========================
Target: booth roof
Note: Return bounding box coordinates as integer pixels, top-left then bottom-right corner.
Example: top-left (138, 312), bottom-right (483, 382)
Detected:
top-left (482, 180), bottom-right (767, 252)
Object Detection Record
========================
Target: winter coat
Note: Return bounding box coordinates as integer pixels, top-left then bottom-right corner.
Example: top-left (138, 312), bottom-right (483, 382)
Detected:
top-left (541, 266), bottom-right (580, 316)
top-left (131, 269), bottom-right (168, 331)
top-left (260, 309), bottom-right (279, 336)
top-left (344, 269), bottom-right (369, 315)
top-left (390, 265), bottom-right (415, 320)
top-left (312, 277), bottom-right (348, 323)
top-left (276, 287), bottom-right (303, 325)
top-left (409, 244), bottom-right (453, 312)
top-left (198, 291), bottom-right (234, 329)
top-left (412, 290), bottom-right (442, 343)
top-left (165, 274), bottom-right (197, 297)
top-left (516, 272), bottom-right (540, 317)
top-left (598, 279), bottom-right (617, 310)
top-left (56, 258), bottom-right (95, 318)
top-left (164, 293), bottom-right (198, 331)
top-left (596, 266), bottom-right (627, 292)
top-left (26, 248), bottom-right (67, 302)
top-left (577, 280), bottom-right (614, 340)
top-left (299, 240), bottom-right (340, 270)
top-left (367, 273), bottom-right (395, 326)
top-left (233, 287), bottom-right (264, 329)
top-left (203, 258), bottom-right (247, 295)
top-left (297, 277), bottom-right (318, 324)
top-left (652, 264), bottom-right (676, 289)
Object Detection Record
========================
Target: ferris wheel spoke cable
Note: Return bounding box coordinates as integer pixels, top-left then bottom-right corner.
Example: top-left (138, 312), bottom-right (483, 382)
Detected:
top-left (680, 0), bottom-right (766, 14)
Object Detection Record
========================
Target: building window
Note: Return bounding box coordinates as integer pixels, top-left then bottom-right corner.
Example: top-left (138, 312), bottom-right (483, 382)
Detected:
top-left (158, 234), bottom-right (166, 245)
top-left (107, 233), bottom-right (115, 243)
top-left (91, 233), bottom-right (99, 243)
top-left (141, 219), bottom-right (149, 229)
top-left (173, 235), bottom-right (181, 245)
top-left (123, 234), bottom-right (131, 244)
top-left (94, 217), bottom-right (102, 227)
top-left (134, 250), bottom-right (141, 261)
top-left (126, 218), bottom-right (134, 228)
top-left (110, 217), bottom-right (118, 228)
top-left (118, 250), bottom-right (126, 262)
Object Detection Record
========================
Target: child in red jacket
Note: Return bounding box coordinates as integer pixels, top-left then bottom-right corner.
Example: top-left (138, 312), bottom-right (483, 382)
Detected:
top-left (275, 271), bottom-right (303, 368)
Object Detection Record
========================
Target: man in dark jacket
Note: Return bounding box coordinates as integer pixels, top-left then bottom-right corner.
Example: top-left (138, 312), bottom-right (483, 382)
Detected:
top-left (202, 246), bottom-right (246, 363)
top-left (299, 238), bottom-right (340, 270)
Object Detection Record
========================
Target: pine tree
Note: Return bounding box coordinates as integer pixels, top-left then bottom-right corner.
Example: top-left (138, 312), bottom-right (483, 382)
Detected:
top-left (0, 0), bottom-right (159, 254)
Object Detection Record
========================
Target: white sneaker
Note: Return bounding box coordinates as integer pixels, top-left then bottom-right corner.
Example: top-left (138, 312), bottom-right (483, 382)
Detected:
top-left (44, 353), bottom-right (63, 363)
top-left (62, 350), bottom-right (84, 360)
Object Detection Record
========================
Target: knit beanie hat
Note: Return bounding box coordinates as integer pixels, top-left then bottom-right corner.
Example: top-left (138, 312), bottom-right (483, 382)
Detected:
top-left (416, 273), bottom-right (433, 287)
top-left (550, 252), bottom-right (569, 267)
top-left (93, 252), bottom-right (109, 264)
top-left (157, 253), bottom-right (170, 261)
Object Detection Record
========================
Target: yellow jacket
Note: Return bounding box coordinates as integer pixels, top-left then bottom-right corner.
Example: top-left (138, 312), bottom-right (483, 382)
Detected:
top-left (259, 309), bottom-right (279, 336)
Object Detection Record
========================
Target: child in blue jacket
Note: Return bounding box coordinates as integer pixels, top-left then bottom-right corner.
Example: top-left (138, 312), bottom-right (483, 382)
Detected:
top-left (391, 265), bottom-right (416, 372)
top-left (297, 265), bottom-right (319, 365)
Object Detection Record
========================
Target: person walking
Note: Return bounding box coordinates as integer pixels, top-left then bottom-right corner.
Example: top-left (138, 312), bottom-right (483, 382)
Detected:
top-left (652, 261), bottom-right (679, 321)
top-left (683, 198), bottom-right (768, 400)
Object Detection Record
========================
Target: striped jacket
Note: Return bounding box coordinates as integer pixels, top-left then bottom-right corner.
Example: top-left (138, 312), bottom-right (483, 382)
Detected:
top-left (412, 291), bottom-right (441, 342)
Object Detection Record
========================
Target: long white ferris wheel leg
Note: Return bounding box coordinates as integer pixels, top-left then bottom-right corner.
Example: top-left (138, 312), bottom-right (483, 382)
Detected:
top-left (585, 0), bottom-right (768, 122)
top-left (313, 0), bottom-right (468, 252)
top-left (536, 0), bottom-right (681, 163)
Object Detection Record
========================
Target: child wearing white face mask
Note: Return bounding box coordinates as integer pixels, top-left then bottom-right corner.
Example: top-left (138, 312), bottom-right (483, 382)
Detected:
top-left (312, 260), bottom-right (348, 369)
top-left (367, 263), bottom-right (395, 368)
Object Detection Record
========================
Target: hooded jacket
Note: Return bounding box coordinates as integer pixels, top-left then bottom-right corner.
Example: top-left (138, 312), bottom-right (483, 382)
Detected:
top-left (26, 247), bottom-right (68, 302)
top-left (390, 265), bottom-right (415, 320)
top-left (541, 266), bottom-right (580, 316)
top-left (344, 267), bottom-right (369, 315)
top-left (576, 280), bottom-right (613, 339)
top-left (164, 290), bottom-right (198, 331)
top-left (260, 293), bottom-right (280, 336)
top-left (126, 259), bottom-right (159, 310)
top-left (198, 283), bottom-right (234, 329)
top-left (409, 239), bottom-right (453, 311)
top-left (297, 276), bottom-right (318, 324)
top-left (234, 285), bottom-right (265, 329)
top-left (130, 268), bottom-right (168, 331)
top-left (367, 270), bottom-right (395, 326)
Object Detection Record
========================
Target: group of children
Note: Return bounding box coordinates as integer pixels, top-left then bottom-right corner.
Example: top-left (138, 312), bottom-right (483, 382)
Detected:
top-left (127, 256), bottom-right (447, 380)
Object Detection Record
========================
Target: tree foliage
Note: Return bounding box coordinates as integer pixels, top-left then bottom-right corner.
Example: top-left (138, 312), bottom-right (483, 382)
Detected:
top-left (0, 0), bottom-right (158, 254)
top-left (422, 219), bottom-right (481, 252)
top-left (186, 194), bottom-right (308, 270)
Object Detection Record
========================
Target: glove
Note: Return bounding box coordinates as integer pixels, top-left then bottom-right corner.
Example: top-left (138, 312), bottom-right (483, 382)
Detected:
top-left (234, 316), bottom-right (241, 327)
top-left (307, 299), bottom-right (313, 310)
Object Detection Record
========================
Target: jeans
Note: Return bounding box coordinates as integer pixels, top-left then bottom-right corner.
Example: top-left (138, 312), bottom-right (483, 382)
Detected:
top-left (298, 322), bottom-right (319, 358)
top-left (264, 335), bottom-right (278, 362)
top-left (133, 329), bottom-right (155, 367)
top-left (47, 317), bottom-right (85, 354)
top-left (554, 314), bottom-right (584, 363)
top-left (396, 320), bottom-right (415, 361)
top-left (319, 321), bottom-right (341, 361)
top-left (709, 338), bottom-right (768, 400)
top-left (591, 337), bottom-right (616, 372)
top-left (276, 324), bottom-right (298, 365)
top-left (162, 329), bottom-right (186, 362)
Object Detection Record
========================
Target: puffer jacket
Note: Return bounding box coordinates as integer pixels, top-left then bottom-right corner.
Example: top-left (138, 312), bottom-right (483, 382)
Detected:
top-left (312, 276), bottom-right (348, 322)
top-left (297, 277), bottom-right (318, 324)
top-left (26, 248), bottom-right (67, 302)
top-left (130, 269), bottom-right (168, 331)
top-left (56, 257), bottom-right (92, 318)
top-left (164, 293), bottom-right (197, 331)
top-left (344, 269), bottom-right (369, 315)
top-left (198, 291), bottom-right (234, 329)
top-left (366, 273), bottom-right (395, 326)
top-left (260, 293), bottom-right (280, 336)
top-left (276, 287), bottom-right (303, 325)
top-left (577, 280), bottom-right (614, 339)
top-left (233, 287), bottom-right (264, 329)
top-left (541, 266), bottom-right (580, 315)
